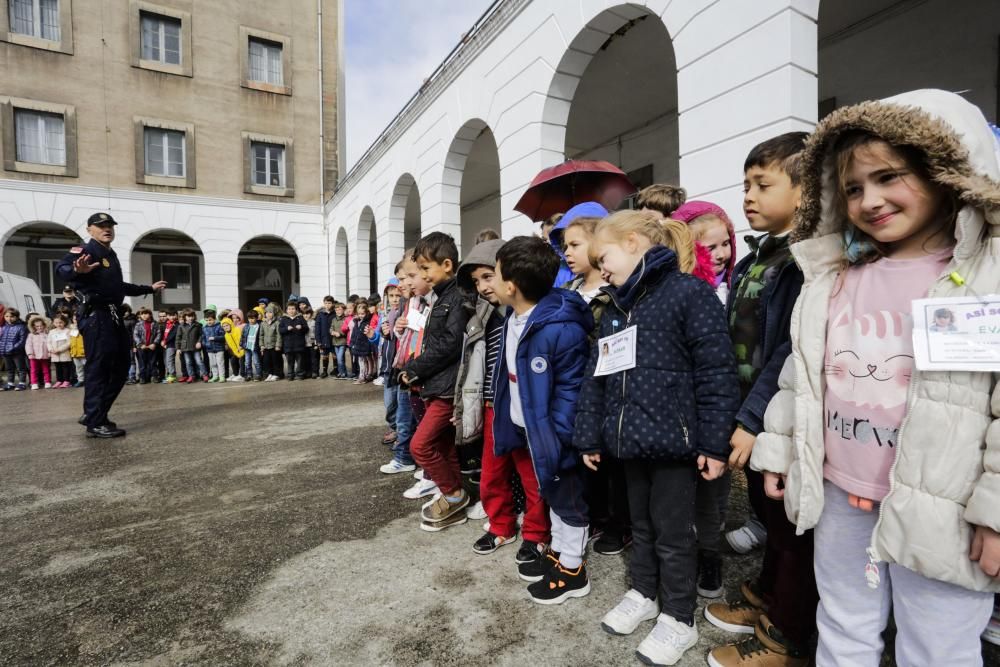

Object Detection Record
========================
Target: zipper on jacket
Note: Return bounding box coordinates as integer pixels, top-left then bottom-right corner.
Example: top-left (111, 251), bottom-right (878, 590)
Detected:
top-left (612, 285), bottom-right (647, 458)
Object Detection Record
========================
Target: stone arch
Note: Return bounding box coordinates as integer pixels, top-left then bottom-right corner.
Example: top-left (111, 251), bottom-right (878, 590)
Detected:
top-left (1, 221), bottom-right (83, 311)
top-left (353, 207), bottom-right (376, 298)
top-left (388, 173), bottom-right (421, 251)
top-left (542, 5), bottom-right (678, 207)
top-left (442, 119), bottom-right (501, 256)
top-left (129, 228), bottom-right (206, 312)
top-left (334, 226), bottom-right (349, 300)
top-left (237, 235), bottom-right (300, 310)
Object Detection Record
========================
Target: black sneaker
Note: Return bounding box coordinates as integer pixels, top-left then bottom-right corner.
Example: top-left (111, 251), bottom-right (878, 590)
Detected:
top-left (517, 548), bottom-right (559, 582)
top-left (527, 562), bottom-right (591, 605)
top-left (515, 539), bottom-right (544, 565)
top-left (697, 551), bottom-right (724, 599)
top-left (593, 532), bottom-right (633, 555)
top-left (86, 424), bottom-right (126, 439)
top-left (472, 531), bottom-right (517, 555)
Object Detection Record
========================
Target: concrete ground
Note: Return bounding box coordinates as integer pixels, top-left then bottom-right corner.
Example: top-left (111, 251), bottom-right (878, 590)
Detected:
top-left (1, 380), bottom-right (997, 666)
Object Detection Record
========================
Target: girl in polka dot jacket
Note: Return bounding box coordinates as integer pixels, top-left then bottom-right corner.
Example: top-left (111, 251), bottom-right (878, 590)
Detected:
top-left (574, 210), bottom-right (741, 665)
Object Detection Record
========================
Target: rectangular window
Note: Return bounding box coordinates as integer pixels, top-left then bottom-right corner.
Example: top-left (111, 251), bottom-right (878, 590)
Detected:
top-left (252, 142), bottom-right (284, 187)
top-left (140, 11), bottom-right (180, 65)
top-left (9, 0), bottom-right (60, 41)
top-left (14, 108), bottom-right (65, 165)
top-left (248, 38), bottom-right (283, 85)
top-left (144, 127), bottom-right (185, 177)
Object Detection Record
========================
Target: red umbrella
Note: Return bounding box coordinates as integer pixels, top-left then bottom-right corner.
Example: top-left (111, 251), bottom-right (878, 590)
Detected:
top-left (514, 160), bottom-right (637, 222)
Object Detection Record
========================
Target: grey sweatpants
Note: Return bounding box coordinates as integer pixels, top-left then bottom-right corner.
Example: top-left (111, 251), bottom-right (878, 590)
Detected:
top-left (814, 481), bottom-right (993, 667)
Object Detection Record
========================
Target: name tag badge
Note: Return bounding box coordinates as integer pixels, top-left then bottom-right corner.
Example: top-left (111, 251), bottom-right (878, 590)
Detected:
top-left (406, 309), bottom-right (428, 332)
top-left (595, 325), bottom-right (638, 376)
top-left (912, 296), bottom-right (1000, 371)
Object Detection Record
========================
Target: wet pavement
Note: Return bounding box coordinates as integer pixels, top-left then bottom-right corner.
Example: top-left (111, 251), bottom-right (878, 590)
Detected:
top-left (1, 380), bottom-right (997, 666)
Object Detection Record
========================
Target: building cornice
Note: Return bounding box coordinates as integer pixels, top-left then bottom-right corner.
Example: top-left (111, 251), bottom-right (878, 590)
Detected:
top-left (0, 179), bottom-right (323, 216)
top-left (325, 0), bottom-right (531, 214)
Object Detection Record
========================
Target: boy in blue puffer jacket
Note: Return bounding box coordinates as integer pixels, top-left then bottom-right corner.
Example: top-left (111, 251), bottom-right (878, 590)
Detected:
top-left (1, 307), bottom-right (29, 390)
top-left (491, 235), bottom-right (593, 605)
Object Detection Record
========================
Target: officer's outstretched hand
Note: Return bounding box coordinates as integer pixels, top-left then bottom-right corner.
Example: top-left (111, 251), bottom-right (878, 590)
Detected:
top-left (73, 254), bottom-right (100, 274)
top-left (152, 281), bottom-right (168, 291)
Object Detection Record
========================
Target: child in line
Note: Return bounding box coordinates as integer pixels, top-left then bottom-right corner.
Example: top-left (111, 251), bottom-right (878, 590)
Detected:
top-left (161, 308), bottom-right (179, 383)
top-left (260, 307), bottom-right (282, 381)
top-left (491, 235), bottom-right (593, 603)
top-left (25, 315), bottom-right (51, 389)
top-left (576, 211), bottom-right (739, 663)
top-left (750, 90), bottom-right (1000, 666)
top-left (706, 132), bottom-right (812, 665)
top-left (340, 301), bottom-right (356, 379)
top-left (177, 309), bottom-right (207, 383)
top-left (394, 251), bottom-right (436, 498)
top-left (0, 308), bottom-right (28, 390)
top-left (349, 300), bottom-right (376, 384)
top-left (557, 214), bottom-right (633, 558)
top-left (222, 316), bottom-right (245, 382)
top-left (315, 296), bottom-right (337, 378)
top-left (201, 309), bottom-right (226, 382)
top-left (132, 307), bottom-right (161, 385)
top-left (48, 313), bottom-right (73, 388)
top-left (69, 314), bottom-right (85, 387)
top-left (377, 279), bottom-right (402, 443)
top-left (672, 201), bottom-right (737, 303)
top-left (636, 183), bottom-right (687, 218)
top-left (457, 239), bottom-right (551, 564)
top-left (240, 309), bottom-right (263, 381)
top-left (402, 233), bottom-right (473, 530)
top-left (330, 302), bottom-right (349, 379)
top-left (302, 306), bottom-right (318, 379)
top-left (279, 302), bottom-right (306, 381)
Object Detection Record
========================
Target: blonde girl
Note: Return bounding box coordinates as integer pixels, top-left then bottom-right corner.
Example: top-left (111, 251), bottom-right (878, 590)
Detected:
top-left (47, 313), bottom-right (73, 387)
top-left (672, 201), bottom-right (737, 303)
top-left (574, 209), bottom-right (740, 665)
top-left (25, 315), bottom-right (51, 389)
top-left (751, 90), bottom-right (1000, 666)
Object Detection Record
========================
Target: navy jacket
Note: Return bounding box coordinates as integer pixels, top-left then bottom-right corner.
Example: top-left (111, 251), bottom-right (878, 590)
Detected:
top-left (278, 315), bottom-right (307, 353)
top-left (724, 234), bottom-right (803, 435)
top-left (55, 238), bottom-right (153, 308)
top-left (574, 246), bottom-right (740, 462)
top-left (492, 289), bottom-right (593, 493)
top-left (314, 308), bottom-right (335, 348)
top-left (201, 322), bottom-right (226, 353)
top-left (0, 321), bottom-right (28, 355)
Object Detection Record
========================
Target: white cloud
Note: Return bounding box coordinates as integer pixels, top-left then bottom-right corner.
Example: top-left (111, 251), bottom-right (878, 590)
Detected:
top-left (344, 0), bottom-right (495, 169)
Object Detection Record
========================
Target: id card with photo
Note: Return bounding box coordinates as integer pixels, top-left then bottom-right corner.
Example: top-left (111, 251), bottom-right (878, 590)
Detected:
top-left (594, 325), bottom-right (637, 376)
top-left (911, 296), bottom-right (1000, 371)
top-left (406, 308), bottom-right (427, 332)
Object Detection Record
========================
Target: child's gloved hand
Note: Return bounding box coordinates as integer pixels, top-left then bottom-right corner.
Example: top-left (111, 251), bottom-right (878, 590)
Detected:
top-left (848, 493), bottom-right (875, 512)
top-left (582, 453), bottom-right (601, 471)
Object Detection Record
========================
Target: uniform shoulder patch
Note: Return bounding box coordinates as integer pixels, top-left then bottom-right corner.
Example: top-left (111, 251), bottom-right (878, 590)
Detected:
top-left (70, 246), bottom-right (83, 254)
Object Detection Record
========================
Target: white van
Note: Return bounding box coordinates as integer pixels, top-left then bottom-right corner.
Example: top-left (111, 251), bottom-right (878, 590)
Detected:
top-left (0, 271), bottom-right (46, 316)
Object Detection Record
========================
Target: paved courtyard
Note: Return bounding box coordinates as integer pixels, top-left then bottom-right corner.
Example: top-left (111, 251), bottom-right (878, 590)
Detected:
top-left (1, 381), bottom-right (996, 666)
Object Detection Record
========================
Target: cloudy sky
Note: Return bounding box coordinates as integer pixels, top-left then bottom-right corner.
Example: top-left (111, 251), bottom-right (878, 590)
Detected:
top-left (344, 0), bottom-right (495, 169)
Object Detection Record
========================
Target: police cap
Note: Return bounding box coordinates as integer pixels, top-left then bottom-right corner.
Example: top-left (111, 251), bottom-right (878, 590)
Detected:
top-left (87, 212), bottom-right (118, 227)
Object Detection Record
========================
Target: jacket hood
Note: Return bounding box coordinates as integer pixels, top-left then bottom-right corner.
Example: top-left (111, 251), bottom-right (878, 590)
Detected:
top-left (457, 239), bottom-right (505, 291)
top-left (611, 245), bottom-right (679, 312)
top-left (549, 201), bottom-right (608, 252)
top-left (673, 200), bottom-right (738, 284)
top-left (793, 89), bottom-right (1000, 262)
top-left (221, 317), bottom-right (235, 329)
top-left (527, 288), bottom-right (594, 332)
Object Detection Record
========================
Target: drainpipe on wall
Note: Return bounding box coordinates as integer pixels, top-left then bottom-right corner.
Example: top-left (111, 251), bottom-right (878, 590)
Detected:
top-left (318, 0), bottom-right (331, 295)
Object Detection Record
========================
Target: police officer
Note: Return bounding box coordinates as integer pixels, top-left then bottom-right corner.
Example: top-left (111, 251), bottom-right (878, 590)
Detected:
top-left (56, 213), bottom-right (166, 438)
top-left (49, 285), bottom-right (81, 318)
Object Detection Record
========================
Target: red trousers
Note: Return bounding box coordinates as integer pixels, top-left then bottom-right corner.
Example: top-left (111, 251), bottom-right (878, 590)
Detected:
top-left (410, 397), bottom-right (462, 494)
top-left (480, 407), bottom-right (550, 543)
top-left (29, 358), bottom-right (51, 385)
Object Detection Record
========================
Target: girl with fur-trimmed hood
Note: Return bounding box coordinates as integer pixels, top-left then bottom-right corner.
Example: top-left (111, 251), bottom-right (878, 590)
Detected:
top-left (749, 90), bottom-right (1000, 665)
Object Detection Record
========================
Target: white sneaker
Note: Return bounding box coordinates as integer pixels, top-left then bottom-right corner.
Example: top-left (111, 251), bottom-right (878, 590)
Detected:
top-left (725, 524), bottom-right (764, 554)
top-left (635, 613), bottom-right (698, 666)
top-left (373, 376), bottom-right (385, 386)
top-left (44, 382), bottom-right (52, 389)
top-left (380, 459), bottom-right (417, 474)
top-left (233, 375), bottom-right (246, 382)
top-left (403, 478), bottom-right (438, 500)
top-left (30, 384), bottom-right (39, 390)
top-left (264, 375), bottom-right (278, 382)
top-left (601, 589), bottom-right (659, 636)
top-left (466, 500), bottom-right (487, 520)
top-left (413, 468), bottom-right (424, 481)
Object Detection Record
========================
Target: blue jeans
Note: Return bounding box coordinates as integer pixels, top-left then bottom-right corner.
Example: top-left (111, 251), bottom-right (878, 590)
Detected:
top-left (334, 346), bottom-right (347, 376)
top-left (392, 384), bottom-right (415, 465)
top-left (243, 349), bottom-right (262, 378)
top-left (183, 350), bottom-right (207, 377)
top-left (165, 346), bottom-right (177, 377)
top-left (384, 382), bottom-right (398, 429)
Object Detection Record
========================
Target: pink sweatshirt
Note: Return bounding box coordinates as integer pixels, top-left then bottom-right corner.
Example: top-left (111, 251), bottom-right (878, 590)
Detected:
top-left (822, 249), bottom-right (950, 501)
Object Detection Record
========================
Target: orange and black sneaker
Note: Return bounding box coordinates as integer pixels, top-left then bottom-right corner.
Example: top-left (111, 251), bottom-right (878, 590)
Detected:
top-left (517, 547), bottom-right (559, 582)
top-left (527, 561), bottom-right (590, 605)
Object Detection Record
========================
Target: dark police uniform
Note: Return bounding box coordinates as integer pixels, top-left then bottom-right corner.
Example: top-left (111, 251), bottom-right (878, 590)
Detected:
top-left (56, 225), bottom-right (154, 431)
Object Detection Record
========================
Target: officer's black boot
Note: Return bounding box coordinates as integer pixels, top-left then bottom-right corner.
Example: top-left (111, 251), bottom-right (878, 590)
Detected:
top-left (86, 424), bottom-right (126, 439)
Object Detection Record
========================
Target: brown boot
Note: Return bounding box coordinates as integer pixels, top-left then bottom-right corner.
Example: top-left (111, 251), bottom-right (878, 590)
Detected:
top-left (704, 580), bottom-right (767, 634)
top-left (707, 614), bottom-right (809, 667)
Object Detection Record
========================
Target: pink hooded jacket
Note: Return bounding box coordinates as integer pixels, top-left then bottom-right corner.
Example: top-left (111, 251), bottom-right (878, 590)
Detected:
top-left (672, 200), bottom-right (738, 288)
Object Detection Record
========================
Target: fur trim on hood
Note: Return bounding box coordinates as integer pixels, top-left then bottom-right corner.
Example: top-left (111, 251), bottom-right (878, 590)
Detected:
top-left (673, 200), bottom-right (738, 285)
top-left (792, 89), bottom-right (1000, 262)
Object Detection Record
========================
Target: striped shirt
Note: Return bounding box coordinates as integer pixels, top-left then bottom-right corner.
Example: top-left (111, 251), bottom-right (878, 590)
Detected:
top-left (482, 310), bottom-right (504, 403)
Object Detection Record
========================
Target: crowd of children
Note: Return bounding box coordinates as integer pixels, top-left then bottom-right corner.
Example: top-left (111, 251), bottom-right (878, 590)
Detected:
top-left (0, 291), bottom-right (396, 390)
top-left (2, 89), bottom-right (999, 665)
